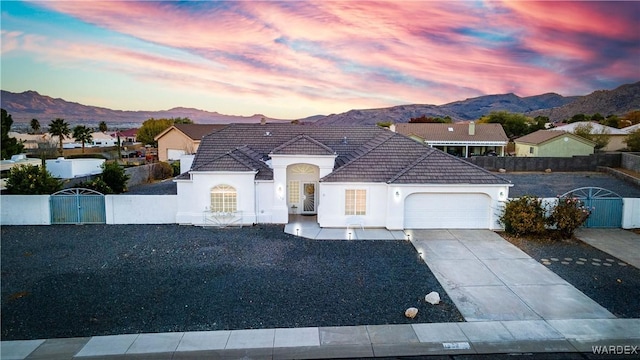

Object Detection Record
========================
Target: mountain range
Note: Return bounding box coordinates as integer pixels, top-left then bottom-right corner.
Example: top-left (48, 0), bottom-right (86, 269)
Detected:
top-left (2, 81), bottom-right (638, 128)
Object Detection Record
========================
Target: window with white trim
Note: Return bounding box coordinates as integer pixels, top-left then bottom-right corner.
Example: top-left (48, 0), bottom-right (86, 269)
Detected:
top-left (288, 181), bottom-right (300, 203)
top-left (345, 189), bottom-right (366, 215)
top-left (210, 184), bottom-right (237, 212)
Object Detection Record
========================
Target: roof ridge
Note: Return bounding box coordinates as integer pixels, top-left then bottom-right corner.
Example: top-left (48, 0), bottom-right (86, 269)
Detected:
top-left (270, 134), bottom-right (336, 155)
top-left (191, 146), bottom-right (256, 172)
top-left (387, 151), bottom-right (433, 184)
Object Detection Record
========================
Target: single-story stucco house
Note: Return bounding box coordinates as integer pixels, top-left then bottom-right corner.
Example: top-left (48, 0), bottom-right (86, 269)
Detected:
top-left (550, 121), bottom-right (628, 151)
top-left (175, 124), bottom-right (512, 230)
top-left (155, 124), bottom-right (227, 162)
top-left (514, 130), bottom-right (596, 157)
top-left (392, 122), bottom-right (508, 157)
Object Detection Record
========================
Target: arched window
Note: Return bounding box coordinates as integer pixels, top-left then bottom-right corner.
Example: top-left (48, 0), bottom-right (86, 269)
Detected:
top-left (210, 185), bottom-right (237, 213)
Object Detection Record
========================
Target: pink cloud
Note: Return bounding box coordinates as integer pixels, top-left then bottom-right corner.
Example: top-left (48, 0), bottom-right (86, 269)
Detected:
top-left (18, 0), bottom-right (640, 116)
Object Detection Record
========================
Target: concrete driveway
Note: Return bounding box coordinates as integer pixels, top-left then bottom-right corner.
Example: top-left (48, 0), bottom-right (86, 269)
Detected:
top-left (408, 229), bottom-right (615, 322)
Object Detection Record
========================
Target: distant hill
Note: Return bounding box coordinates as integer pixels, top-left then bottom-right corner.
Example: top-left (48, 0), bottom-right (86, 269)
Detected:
top-left (314, 92), bottom-right (580, 126)
top-left (527, 82), bottom-right (640, 122)
top-left (2, 81), bottom-right (638, 128)
top-left (0, 90), bottom-right (290, 128)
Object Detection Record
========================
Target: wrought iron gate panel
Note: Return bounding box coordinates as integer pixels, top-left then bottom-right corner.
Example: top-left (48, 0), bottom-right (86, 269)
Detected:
top-left (561, 187), bottom-right (623, 228)
top-left (50, 188), bottom-right (106, 224)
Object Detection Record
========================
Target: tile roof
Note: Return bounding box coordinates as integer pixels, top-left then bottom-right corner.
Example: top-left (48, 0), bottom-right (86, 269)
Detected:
top-left (271, 135), bottom-right (336, 155)
top-left (190, 123), bottom-right (508, 185)
top-left (515, 130), bottom-right (594, 146)
top-left (550, 121), bottom-right (627, 135)
top-left (395, 123), bottom-right (508, 142)
top-left (172, 124), bottom-right (228, 140)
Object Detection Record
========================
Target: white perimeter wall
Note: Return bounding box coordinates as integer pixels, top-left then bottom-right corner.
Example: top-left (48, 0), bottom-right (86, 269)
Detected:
top-left (1, 195), bottom-right (51, 225)
top-left (105, 195), bottom-right (177, 224)
top-left (622, 198), bottom-right (640, 229)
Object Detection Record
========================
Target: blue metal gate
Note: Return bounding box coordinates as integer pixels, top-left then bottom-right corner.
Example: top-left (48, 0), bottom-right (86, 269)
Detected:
top-left (561, 187), bottom-right (623, 228)
top-left (50, 188), bottom-right (106, 224)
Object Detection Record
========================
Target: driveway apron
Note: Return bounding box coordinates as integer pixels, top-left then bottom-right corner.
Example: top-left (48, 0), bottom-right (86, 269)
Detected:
top-left (408, 229), bottom-right (615, 322)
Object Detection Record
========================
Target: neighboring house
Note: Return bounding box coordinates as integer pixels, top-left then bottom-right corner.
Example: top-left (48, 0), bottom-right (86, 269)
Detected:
top-left (550, 121), bottom-right (628, 151)
top-left (7, 132), bottom-right (52, 150)
top-left (90, 132), bottom-right (118, 147)
top-left (392, 122), bottom-right (508, 157)
top-left (514, 130), bottom-right (595, 157)
top-left (175, 124), bottom-right (511, 230)
top-left (116, 128), bottom-right (139, 143)
top-left (155, 124), bottom-right (227, 162)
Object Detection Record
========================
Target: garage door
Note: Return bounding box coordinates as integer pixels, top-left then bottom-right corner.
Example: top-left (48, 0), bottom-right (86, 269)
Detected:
top-left (167, 149), bottom-right (186, 160)
top-left (404, 193), bottom-right (491, 229)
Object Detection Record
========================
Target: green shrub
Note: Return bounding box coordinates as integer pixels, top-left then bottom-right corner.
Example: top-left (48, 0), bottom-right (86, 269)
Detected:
top-left (547, 196), bottom-right (591, 238)
top-left (5, 164), bottom-right (62, 194)
top-left (154, 161), bottom-right (174, 180)
top-left (170, 161), bottom-right (181, 176)
top-left (499, 195), bottom-right (547, 236)
top-left (101, 162), bottom-right (129, 193)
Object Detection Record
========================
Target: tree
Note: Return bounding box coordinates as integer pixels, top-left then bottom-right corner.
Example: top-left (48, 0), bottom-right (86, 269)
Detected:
top-left (573, 123), bottom-right (610, 151)
top-left (101, 161), bottom-right (130, 193)
top-left (622, 110), bottom-right (640, 126)
top-left (48, 118), bottom-right (71, 155)
top-left (137, 117), bottom-right (191, 146)
top-left (1, 109), bottom-right (25, 159)
top-left (5, 164), bottom-right (62, 194)
top-left (30, 118), bottom-right (41, 134)
top-left (99, 121), bottom-right (108, 132)
top-left (478, 111), bottom-right (537, 139)
top-left (72, 125), bottom-right (93, 153)
top-left (591, 113), bottom-right (604, 122)
top-left (602, 115), bottom-right (620, 128)
top-left (624, 129), bottom-right (640, 151)
top-left (409, 115), bottom-right (452, 123)
top-left (568, 113), bottom-right (589, 123)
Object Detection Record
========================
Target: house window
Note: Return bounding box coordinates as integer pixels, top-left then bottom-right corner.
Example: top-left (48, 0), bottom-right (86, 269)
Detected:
top-left (210, 184), bottom-right (237, 212)
top-left (345, 189), bottom-right (366, 215)
top-left (288, 181), bottom-right (300, 203)
top-left (529, 146), bottom-right (534, 154)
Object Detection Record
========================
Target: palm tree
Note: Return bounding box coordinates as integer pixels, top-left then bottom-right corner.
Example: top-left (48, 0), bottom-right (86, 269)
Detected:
top-left (48, 118), bottom-right (70, 155)
top-left (30, 118), bottom-right (41, 134)
top-left (99, 121), bottom-right (108, 133)
top-left (72, 125), bottom-right (93, 153)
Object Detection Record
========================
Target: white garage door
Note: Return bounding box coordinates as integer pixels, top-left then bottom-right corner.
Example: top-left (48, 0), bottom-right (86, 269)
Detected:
top-left (404, 193), bottom-right (491, 229)
top-left (167, 149), bottom-right (186, 160)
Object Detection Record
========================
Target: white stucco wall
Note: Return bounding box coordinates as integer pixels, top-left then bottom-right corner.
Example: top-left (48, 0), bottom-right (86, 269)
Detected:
top-left (255, 181), bottom-right (274, 223)
top-left (0, 195), bottom-right (51, 225)
top-left (106, 195), bottom-right (177, 224)
top-left (317, 182), bottom-right (510, 230)
top-left (175, 171), bottom-right (257, 225)
top-left (317, 183), bottom-right (388, 228)
top-left (46, 158), bottom-right (104, 178)
top-left (622, 198), bottom-right (640, 229)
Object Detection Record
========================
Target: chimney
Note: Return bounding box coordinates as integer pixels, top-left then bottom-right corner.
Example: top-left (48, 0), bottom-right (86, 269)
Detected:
top-left (260, 117), bottom-right (266, 125)
top-left (389, 124), bottom-right (396, 132)
top-left (468, 121), bottom-right (475, 136)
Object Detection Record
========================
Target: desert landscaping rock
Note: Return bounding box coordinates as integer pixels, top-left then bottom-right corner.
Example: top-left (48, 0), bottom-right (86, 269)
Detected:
top-left (424, 291), bottom-right (441, 305)
top-left (0, 224), bottom-right (462, 340)
top-left (404, 307), bottom-right (418, 319)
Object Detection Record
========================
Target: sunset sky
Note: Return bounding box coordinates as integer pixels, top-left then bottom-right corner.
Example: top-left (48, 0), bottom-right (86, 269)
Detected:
top-left (1, 1), bottom-right (638, 119)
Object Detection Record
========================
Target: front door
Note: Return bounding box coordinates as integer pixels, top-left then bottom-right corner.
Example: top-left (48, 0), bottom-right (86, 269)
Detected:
top-left (302, 183), bottom-right (316, 214)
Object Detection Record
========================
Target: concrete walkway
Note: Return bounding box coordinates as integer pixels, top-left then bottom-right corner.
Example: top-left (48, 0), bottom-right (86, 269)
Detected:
top-left (575, 228), bottom-right (640, 269)
top-left (2, 227), bottom-right (639, 359)
top-left (409, 229), bottom-right (615, 322)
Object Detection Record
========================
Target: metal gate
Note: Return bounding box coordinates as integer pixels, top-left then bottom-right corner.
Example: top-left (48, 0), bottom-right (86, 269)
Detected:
top-left (50, 188), bottom-right (106, 224)
top-left (561, 187), bottom-right (623, 228)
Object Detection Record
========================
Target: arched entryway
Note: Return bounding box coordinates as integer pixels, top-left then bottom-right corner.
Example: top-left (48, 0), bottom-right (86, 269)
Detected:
top-left (286, 164), bottom-right (320, 215)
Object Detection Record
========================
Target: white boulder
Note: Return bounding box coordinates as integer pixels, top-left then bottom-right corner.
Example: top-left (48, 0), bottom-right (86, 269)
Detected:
top-left (425, 291), bottom-right (441, 305)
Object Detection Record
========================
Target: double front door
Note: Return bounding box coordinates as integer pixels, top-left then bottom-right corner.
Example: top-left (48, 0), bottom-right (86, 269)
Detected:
top-left (289, 181), bottom-right (316, 214)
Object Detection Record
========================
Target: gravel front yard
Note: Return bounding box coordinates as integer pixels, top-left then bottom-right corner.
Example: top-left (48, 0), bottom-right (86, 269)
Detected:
top-left (1, 224), bottom-right (462, 341)
top-left (504, 234), bottom-right (640, 318)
